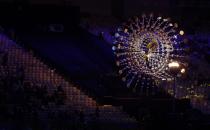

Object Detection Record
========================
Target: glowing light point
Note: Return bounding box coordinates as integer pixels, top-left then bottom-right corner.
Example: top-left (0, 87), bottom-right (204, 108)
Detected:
top-left (179, 30), bottom-right (184, 35)
top-left (163, 19), bottom-right (168, 22)
top-left (115, 33), bottom-right (120, 38)
top-left (112, 46), bottom-right (116, 51)
top-left (169, 23), bottom-right (173, 26)
top-left (181, 68), bottom-right (186, 73)
top-left (168, 62), bottom-right (180, 68)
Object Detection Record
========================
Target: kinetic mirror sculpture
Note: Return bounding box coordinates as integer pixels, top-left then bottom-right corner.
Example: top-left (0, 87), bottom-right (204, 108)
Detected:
top-left (113, 14), bottom-right (188, 90)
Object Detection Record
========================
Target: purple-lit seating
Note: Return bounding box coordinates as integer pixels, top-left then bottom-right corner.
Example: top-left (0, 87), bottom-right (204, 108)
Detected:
top-left (0, 34), bottom-right (139, 129)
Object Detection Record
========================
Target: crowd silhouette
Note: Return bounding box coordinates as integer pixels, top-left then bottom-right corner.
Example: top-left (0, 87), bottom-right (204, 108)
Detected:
top-left (0, 51), bottom-right (102, 130)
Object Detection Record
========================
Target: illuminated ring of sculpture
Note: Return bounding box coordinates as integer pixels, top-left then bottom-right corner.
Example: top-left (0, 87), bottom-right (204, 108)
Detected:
top-left (113, 14), bottom-right (186, 87)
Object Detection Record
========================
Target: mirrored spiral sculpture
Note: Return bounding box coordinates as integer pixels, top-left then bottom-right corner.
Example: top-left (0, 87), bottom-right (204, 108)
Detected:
top-left (113, 14), bottom-right (188, 89)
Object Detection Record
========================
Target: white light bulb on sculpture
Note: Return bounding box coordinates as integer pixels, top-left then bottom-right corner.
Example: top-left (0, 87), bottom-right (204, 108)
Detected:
top-left (180, 68), bottom-right (186, 74)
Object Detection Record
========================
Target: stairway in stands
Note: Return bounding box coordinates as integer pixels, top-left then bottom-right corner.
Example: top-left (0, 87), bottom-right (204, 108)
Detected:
top-left (0, 34), bottom-right (138, 129)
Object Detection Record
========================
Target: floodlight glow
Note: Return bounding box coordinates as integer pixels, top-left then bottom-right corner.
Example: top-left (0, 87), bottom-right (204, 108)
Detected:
top-left (168, 62), bottom-right (180, 68)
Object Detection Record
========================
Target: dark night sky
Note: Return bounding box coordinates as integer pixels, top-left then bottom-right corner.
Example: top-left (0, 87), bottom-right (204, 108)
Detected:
top-left (1, 0), bottom-right (210, 31)
top-left (1, 0), bottom-right (210, 19)
top-left (1, 0), bottom-right (172, 16)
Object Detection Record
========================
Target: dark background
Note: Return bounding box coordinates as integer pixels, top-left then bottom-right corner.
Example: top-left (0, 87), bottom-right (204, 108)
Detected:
top-left (0, 0), bottom-right (210, 33)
